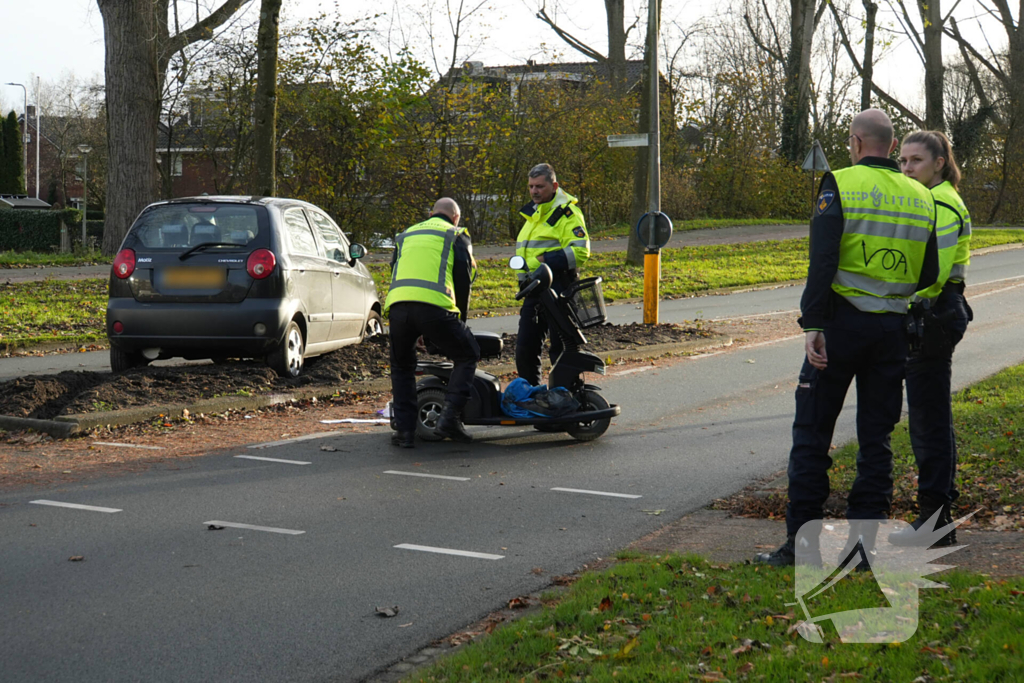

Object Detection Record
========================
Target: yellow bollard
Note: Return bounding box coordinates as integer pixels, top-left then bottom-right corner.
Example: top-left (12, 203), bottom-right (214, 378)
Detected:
top-left (643, 250), bottom-right (660, 324)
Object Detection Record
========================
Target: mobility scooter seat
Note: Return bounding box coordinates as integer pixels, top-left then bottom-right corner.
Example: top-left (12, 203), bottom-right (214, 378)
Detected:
top-left (472, 331), bottom-right (503, 359)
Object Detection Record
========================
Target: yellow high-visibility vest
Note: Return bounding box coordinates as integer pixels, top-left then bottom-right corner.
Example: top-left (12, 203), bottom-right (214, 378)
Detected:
top-left (516, 189), bottom-right (590, 281)
top-left (832, 164), bottom-right (936, 314)
top-left (384, 217), bottom-right (466, 314)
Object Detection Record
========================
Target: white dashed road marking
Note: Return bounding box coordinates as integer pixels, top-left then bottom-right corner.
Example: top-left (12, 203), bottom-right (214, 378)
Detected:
top-left (92, 442), bottom-right (164, 450)
top-left (234, 455), bottom-right (311, 465)
top-left (394, 544), bottom-right (504, 560)
top-left (384, 470), bottom-right (471, 481)
top-left (30, 500), bottom-right (122, 513)
top-left (248, 431), bottom-right (343, 449)
top-left (611, 366), bottom-right (654, 377)
top-left (204, 521), bottom-right (305, 535)
top-left (550, 487), bottom-right (642, 499)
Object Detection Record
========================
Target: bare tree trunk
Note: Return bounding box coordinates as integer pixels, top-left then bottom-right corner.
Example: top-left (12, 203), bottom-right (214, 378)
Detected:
top-left (96, 0), bottom-right (247, 255)
top-left (860, 0), bottom-right (877, 110)
top-left (780, 0), bottom-right (816, 161)
top-left (606, 0), bottom-right (627, 91)
top-left (97, 0), bottom-right (161, 255)
top-left (921, 0), bottom-right (944, 130)
top-left (253, 0), bottom-right (282, 196)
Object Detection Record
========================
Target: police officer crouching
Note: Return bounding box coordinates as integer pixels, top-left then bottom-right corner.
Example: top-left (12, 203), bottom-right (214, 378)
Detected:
top-left (385, 198), bottom-right (480, 447)
top-left (515, 163), bottom-right (591, 386)
top-left (755, 109), bottom-right (940, 567)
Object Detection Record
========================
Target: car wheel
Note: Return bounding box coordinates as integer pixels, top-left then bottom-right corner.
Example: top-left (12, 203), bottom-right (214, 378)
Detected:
top-left (364, 310), bottom-right (384, 339)
top-left (415, 388), bottom-right (446, 442)
top-left (110, 347), bottom-right (150, 373)
top-left (268, 320), bottom-right (305, 377)
top-left (565, 390), bottom-right (612, 442)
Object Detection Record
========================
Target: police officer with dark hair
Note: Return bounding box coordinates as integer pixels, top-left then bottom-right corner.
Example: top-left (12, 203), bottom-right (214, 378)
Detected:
top-left (515, 163), bottom-right (591, 386)
top-left (385, 198), bottom-right (479, 447)
top-left (755, 109), bottom-right (940, 566)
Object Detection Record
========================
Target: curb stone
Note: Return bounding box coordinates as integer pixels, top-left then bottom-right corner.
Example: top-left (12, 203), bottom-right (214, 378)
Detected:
top-left (5, 334), bottom-right (730, 437)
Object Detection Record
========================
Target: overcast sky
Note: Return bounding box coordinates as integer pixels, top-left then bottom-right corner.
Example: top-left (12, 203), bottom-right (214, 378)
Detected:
top-left (0, 0), bottom-right (1009, 116)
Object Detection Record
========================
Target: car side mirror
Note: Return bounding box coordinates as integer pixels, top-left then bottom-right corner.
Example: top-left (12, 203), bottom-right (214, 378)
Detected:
top-left (508, 255), bottom-right (526, 270)
top-left (349, 243), bottom-right (366, 261)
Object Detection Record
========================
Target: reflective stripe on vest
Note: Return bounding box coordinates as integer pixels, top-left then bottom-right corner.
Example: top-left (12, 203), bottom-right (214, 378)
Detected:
top-left (391, 228), bottom-right (456, 294)
top-left (831, 164), bottom-right (936, 314)
top-left (934, 181), bottom-right (971, 284)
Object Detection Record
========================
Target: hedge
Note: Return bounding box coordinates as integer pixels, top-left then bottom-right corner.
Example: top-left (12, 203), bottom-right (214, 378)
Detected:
top-left (0, 208), bottom-right (84, 251)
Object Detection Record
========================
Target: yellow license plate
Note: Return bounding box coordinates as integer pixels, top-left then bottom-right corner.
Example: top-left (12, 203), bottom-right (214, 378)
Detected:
top-left (160, 267), bottom-right (226, 289)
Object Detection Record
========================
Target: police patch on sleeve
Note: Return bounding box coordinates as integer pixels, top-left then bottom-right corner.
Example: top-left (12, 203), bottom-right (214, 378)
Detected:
top-left (816, 190), bottom-right (835, 214)
top-left (572, 226), bottom-right (585, 238)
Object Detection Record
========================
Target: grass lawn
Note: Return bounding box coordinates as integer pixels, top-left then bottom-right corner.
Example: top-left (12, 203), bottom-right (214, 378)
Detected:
top-left (405, 553), bottom-right (1024, 681)
top-left (3, 230), bottom-right (1022, 349)
top-left (589, 217), bottom-right (808, 239)
top-left (0, 250), bottom-right (107, 268)
top-left (828, 363), bottom-right (1024, 520)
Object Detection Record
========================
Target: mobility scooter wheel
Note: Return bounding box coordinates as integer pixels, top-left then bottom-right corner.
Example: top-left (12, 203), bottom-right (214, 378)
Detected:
top-left (566, 390), bottom-right (612, 442)
top-left (415, 388), bottom-right (446, 442)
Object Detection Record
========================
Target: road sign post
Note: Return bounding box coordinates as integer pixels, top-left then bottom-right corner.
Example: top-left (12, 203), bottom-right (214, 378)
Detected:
top-left (801, 140), bottom-right (831, 220)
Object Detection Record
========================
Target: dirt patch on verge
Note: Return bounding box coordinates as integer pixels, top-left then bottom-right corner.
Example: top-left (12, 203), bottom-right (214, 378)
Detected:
top-left (0, 322), bottom-right (712, 420)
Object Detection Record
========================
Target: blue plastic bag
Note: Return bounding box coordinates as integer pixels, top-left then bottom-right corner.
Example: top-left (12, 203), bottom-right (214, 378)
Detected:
top-left (501, 378), bottom-right (546, 418)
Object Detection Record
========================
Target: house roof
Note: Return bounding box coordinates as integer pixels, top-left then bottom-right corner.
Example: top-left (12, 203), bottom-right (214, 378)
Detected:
top-left (445, 59), bottom-right (649, 92)
top-left (0, 195), bottom-right (52, 209)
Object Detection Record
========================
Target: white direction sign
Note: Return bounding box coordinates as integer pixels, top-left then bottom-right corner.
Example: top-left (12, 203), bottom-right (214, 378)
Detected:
top-left (607, 134), bottom-right (649, 148)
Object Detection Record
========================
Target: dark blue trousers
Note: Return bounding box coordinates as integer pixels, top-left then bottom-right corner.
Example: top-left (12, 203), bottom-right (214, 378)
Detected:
top-left (516, 292), bottom-right (565, 387)
top-left (786, 302), bottom-right (908, 537)
top-left (389, 302), bottom-right (480, 433)
top-left (905, 287), bottom-right (971, 505)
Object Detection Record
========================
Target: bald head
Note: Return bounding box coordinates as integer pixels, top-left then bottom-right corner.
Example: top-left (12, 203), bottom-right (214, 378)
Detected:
top-left (850, 109), bottom-right (896, 161)
top-left (432, 197), bottom-right (461, 226)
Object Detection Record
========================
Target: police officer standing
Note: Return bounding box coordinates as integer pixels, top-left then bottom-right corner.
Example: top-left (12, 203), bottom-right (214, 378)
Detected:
top-left (889, 131), bottom-right (973, 548)
top-left (515, 163), bottom-right (591, 386)
top-left (385, 198), bottom-right (479, 447)
top-left (755, 109), bottom-right (939, 566)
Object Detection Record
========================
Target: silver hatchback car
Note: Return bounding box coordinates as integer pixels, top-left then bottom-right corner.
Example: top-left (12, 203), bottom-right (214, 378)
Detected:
top-left (106, 196), bottom-right (382, 377)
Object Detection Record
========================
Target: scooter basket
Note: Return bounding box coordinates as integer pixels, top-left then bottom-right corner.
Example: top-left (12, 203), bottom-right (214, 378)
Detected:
top-left (565, 277), bottom-right (607, 329)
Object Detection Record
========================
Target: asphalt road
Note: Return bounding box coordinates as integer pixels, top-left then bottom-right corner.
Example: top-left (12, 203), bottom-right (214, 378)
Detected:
top-left (3, 253), bottom-right (1024, 681)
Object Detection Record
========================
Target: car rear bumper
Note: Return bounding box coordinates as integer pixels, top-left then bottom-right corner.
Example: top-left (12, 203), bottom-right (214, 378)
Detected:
top-left (106, 297), bottom-right (292, 355)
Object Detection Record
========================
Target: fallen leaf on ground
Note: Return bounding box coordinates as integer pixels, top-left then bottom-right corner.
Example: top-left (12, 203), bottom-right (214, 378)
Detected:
top-left (320, 445), bottom-right (338, 452)
top-left (375, 606), bottom-right (400, 618)
top-left (599, 596), bottom-right (613, 611)
top-left (507, 597), bottom-right (529, 609)
top-left (207, 524), bottom-right (225, 531)
top-left (68, 556), bottom-right (84, 562)
top-left (737, 662), bottom-right (754, 674)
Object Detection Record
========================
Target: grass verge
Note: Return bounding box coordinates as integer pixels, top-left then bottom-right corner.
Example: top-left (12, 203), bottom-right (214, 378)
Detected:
top-left (3, 230), bottom-right (1021, 349)
top-left (405, 553), bottom-right (1024, 681)
top-left (0, 250), bottom-right (107, 268)
top-left (589, 218), bottom-right (808, 238)
top-left (0, 279), bottom-right (107, 348)
top-left (828, 363), bottom-right (1024, 523)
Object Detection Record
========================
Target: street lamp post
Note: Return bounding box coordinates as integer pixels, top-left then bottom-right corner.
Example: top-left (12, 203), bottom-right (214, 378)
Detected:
top-left (5, 82), bottom-right (28, 194)
top-left (78, 144), bottom-right (92, 250)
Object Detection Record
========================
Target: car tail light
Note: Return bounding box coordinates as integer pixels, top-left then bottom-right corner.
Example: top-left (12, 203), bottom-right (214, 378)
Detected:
top-left (112, 321), bottom-right (124, 334)
top-left (247, 249), bottom-right (276, 279)
top-left (113, 249), bottom-right (135, 279)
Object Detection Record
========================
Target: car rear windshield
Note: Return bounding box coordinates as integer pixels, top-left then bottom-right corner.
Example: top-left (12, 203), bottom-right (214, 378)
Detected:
top-left (130, 203), bottom-right (266, 250)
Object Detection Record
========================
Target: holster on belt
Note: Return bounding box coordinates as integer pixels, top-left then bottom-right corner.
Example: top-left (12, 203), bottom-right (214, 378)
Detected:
top-left (906, 299), bottom-right (953, 358)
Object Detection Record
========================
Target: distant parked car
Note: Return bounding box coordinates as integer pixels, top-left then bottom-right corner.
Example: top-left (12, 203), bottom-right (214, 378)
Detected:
top-left (106, 196), bottom-right (382, 377)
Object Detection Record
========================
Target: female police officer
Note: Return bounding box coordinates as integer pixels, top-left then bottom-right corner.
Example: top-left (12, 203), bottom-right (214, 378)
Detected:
top-left (889, 131), bottom-right (972, 547)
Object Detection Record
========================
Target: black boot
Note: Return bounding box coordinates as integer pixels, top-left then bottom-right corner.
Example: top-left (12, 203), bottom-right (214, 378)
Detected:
top-left (754, 536), bottom-right (796, 566)
top-left (435, 403), bottom-right (472, 443)
top-left (390, 430), bottom-right (415, 448)
top-left (888, 494), bottom-right (957, 547)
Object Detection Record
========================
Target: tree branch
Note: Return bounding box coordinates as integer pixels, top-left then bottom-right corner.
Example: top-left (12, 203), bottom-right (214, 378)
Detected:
top-left (944, 16), bottom-right (1009, 85)
top-left (166, 0), bottom-right (250, 56)
top-left (955, 37), bottom-right (1004, 126)
top-left (535, 5), bottom-right (606, 62)
top-left (826, 0), bottom-right (925, 127)
top-left (742, 12), bottom-right (784, 62)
